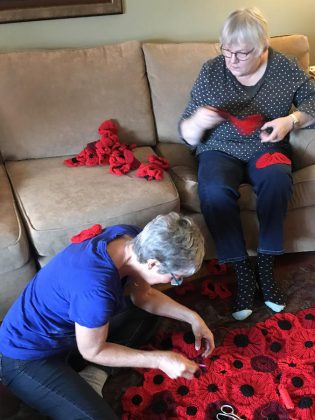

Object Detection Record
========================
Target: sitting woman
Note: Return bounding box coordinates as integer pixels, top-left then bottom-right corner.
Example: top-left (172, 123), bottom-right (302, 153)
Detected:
top-left (180, 7), bottom-right (315, 321)
top-left (0, 212), bottom-right (214, 420)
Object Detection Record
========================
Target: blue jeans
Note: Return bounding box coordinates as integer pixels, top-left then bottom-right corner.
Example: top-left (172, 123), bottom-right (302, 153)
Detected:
top-left (0, 300), bottom-right (158, 419)
top-left (198, 150), bottom-right (293, 263)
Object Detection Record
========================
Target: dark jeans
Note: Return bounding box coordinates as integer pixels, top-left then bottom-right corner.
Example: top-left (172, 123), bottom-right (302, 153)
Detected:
top-left (0, 300), bottom-right (159, 420)
top-left (198, 150), bottom-right (293, 263)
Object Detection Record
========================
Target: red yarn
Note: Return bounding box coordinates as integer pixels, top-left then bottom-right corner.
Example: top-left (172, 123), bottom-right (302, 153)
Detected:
top-left (70, 224), bottom-right (102, 243)
top-left (256, 152), bottom-right (292, 169)
top-left (135, 163), bottom-right (164, 181)
top-left (216, 109), bottom-right (265, 135)
top-left (207, 258), bottom-right (228, 275)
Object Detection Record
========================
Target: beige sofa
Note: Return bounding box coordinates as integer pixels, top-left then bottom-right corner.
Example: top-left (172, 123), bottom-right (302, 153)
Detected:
top-left (1, 34), bottom-right (315, 318)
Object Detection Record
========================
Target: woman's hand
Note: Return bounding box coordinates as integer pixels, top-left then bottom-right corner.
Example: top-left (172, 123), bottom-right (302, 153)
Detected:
top-left (180, 106), bottom-right (225, 146)
top-left (190, 313), bottom-right (215, 357)
top-left (157, 351), bottom-right (199, 379)
top-left (193, 106), bottom-right (226, 131)
top-left (260, 116), bottom-right (293, 143)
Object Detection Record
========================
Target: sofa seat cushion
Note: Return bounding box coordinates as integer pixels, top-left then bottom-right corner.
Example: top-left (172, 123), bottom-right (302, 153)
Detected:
top-left (0, 164), bottom-right (31, 273)
top-left (5, 147), bottom-right (179, 257)
top-left (171, 163), bottom-right (315, 213)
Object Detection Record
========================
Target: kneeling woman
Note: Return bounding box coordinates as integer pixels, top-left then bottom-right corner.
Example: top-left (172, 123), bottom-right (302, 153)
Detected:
top-left (0, 212), bottom-right (214, 419)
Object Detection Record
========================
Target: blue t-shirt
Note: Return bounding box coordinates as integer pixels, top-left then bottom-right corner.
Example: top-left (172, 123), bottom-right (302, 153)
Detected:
top-left (0, 224), bottom-right (141, 360)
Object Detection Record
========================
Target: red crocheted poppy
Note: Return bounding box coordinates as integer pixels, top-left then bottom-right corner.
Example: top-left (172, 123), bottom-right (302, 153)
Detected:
top-left (253, 401), bottom-right (290, 420)
top-left (167, 376), bottom-right (198, 402)
top-left (256, 152), bottom-right (292, 169)
top-left (261, 312), bottom-right (300, 337)
top-left (176, 397), bottom-right (206, 419)
top-left (98, 119), bottom-right (118, 136)
top-left (278, 355), bottom-right (314, 376)
top-left (223, 326), bottom-right (266, 357)
top-left (136, 163), bottom-right (164, 181)
top-left (197, 372), bottom-right (227, 403)
top-left (281, 370), bottom-right (313, 394)
top-left (142, 369), bottom-right (171, 394)
top-left (291, 389), bottom-right (315, 420)
top-left (296, 307), bottom-right (315, 329)
top-left (288, 329), bottom-right (315, 359)
top-left (227, 372), bottom-right (277, 409)
top-left (207, 258), bottom-right (228, 275)
top-left (264, 333), bottom-right (288, 360)
top-left (121, 386), bottom-right (150, 417)
top-left (70, 224), bottom-right (102, 243)
top-left (171, 330), bottom-right (203, 359)
top-left (64, 141), bottom-right (99, 167)
top-left (147, 154), bottom-right (170, 170)
top-left (201, 279), bottom-right (231, 299)
top-left (109, 148), bottom-right (140, 175)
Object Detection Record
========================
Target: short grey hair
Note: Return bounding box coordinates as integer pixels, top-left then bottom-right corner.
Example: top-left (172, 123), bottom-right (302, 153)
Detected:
top-left (131, 212), bottom-right (204, 276)
top-left (220, 7), bottom-right (269, 56)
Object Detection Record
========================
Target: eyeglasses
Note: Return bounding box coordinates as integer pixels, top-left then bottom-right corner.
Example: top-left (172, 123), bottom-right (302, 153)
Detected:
top-left (170, 273), bottom-right (184, 287)
top-left (220, 46), bottom-right (254, 61)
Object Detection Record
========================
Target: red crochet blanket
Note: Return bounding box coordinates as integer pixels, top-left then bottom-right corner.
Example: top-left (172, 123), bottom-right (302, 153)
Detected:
top-left (122, 308), bottom-right (315, 419)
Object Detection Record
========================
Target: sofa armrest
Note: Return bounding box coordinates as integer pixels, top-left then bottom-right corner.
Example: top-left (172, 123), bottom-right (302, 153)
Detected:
top-left (290, 129), bottom-right (315, 170)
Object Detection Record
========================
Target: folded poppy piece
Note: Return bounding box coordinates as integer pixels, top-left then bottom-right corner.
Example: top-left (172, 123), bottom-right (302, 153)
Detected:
top-left (207, 258), bottom-right (228, 275)
top-left (136, 163), bottom-right (164, 181)
top-left (71, 224), bottom-right (102, 243)
top-left (64, 142), bottom-right (100, 167)
top-left (109, 148), bottom-right (141, 176)
top-left (256, 152), bottom-right (292, 169)
top-left (147, 154), bottom-right (170, 170)
top-left (98, 119), bottom-right (118, 136)
top-left (216, 109), bottom-right (265, 135)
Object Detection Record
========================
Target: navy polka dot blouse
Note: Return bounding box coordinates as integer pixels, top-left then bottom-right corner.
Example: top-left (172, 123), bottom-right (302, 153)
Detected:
top-left (181, 48), bottom-right (315, 161)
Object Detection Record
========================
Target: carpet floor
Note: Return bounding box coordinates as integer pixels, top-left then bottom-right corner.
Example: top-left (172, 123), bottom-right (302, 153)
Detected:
top-left (1, 252), bottom-right (315, 419)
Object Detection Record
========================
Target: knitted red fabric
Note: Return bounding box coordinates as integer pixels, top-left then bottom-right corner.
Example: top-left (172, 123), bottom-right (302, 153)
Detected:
top-left (147, 154), bottom-right (170, 170)
top-left (207, 258), bottom-right (228, 275)
top-left (70, 224), bottom-right (102, 243)
top-left (135, 163), bottom-right (164, 181)
top-left (256, 152), bottom-right (292, 169)
top-left (109, 148), bottom-right (140, 176)
top-left (216, 109), bottom-right (265, 135)
top-left (122, 310), bottom-right (315, 419)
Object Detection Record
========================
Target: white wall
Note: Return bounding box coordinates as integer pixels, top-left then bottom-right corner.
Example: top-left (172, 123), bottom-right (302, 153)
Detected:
top-left (0, 0), bottom-right (314, 62)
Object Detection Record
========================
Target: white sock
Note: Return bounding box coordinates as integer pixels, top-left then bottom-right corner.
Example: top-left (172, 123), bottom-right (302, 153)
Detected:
top-left (232, 309), bottom-right (253, 321)
top-left (265, 301), bottom-right (285, 313)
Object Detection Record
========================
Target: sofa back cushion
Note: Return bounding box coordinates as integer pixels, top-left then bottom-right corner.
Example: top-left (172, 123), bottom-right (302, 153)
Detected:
top-left (0, 41), bottom-right (156, 160)
top-left (143, 35), bottom-right (310, 144)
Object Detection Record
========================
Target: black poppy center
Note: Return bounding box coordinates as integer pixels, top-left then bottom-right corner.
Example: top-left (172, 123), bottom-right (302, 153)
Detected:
top-left (207, 283), bottom-right (215, 291)
top-left (240, 384), bottom-right (255, 397)
top-left (305, 313), bottom-right (315, 320)
top-left (210, 355), bottom-right (220, 361)
top-left (153, 374), bottom-right (164, 385)
top-left (292, 376), bottom-right (304, 388)
top-left (270, 341), bottom-right (282, 352)
top-left (233, 359), bottom-right (243, 369)
top-left (298, 396), bottom-right (313, 409)
top-left (267, 415), bottom-right (280, 420)
top-left (234, 334), bottom-right (249, 347)
top-left (304, 341), bottom-right (314, 348)
top-left (277, 320), bottom-right (292, 330)
top-left (177, 385), bottom-right (189, 396)
top-left (187, 406), bottom-right (198, 415)
top-left (207, 383), bottom-right (219, 392)
top-left (184, 331), bottom-right (195, 344)
top-left (132, 394), bottom-right (143, 406)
